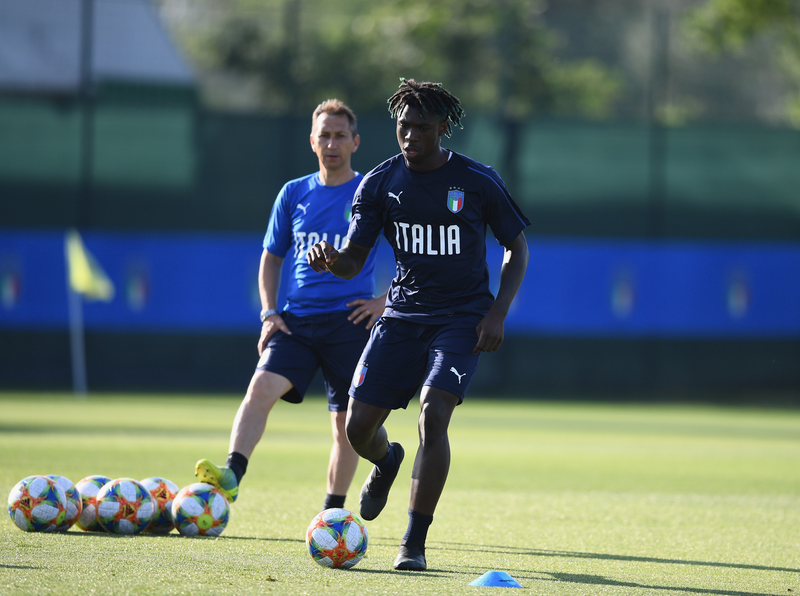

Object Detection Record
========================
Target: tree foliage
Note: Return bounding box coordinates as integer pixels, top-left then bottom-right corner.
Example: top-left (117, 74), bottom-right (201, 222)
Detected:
top-left (685, 0), bottom-right (800, 124)
top-left (192, 0), bottom-right (622, 119)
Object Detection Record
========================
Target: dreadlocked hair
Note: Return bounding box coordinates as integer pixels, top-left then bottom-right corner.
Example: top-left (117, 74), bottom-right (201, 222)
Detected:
top-left (387, 78), bottom-right (465, 138)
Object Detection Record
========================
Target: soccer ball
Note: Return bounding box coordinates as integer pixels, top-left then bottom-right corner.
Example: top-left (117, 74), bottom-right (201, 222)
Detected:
top-left (7, 475), bottom-right (67, 533)
top-left (75, 475), bottom-right (112, 531)
top-left (95, 478), bottom-right (155, 535)
top-left (171, 482), bottom-right (230, 537)
top-left (306, 508), bottom-right (368, 569)
top-left (46, 475), bottom-right (82, 531)
top-left (140, 477), bottom-right (179, 534)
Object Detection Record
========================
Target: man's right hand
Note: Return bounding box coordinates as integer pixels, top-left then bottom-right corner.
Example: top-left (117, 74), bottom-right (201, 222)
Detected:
top-left (306, 240), bottom-right (339, 273)
top-left (258, 314), bottom-right (291, 355)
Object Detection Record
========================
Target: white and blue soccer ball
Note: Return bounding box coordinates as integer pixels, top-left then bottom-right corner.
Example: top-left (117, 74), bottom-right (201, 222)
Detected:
top-left (46, 475), bottom-right (82, 531)
top-left (75, 475), bottom-right (113, 531)
top-left (95, 478), bottom-right (155, 535)
top-left (7, 475), bottom-right (67, 533)
top-left (140, 476), bottom-right (179, 534)
top-left (171, 483), bottom-right (230, 537)
top-left (306, 508), bottom-right (368, 569)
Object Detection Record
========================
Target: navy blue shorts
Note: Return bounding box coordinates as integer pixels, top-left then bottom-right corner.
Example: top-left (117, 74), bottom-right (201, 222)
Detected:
top-left (349, 315), bottom-right (482, 410)
top-left (256, 310), bottom-right (371, 412)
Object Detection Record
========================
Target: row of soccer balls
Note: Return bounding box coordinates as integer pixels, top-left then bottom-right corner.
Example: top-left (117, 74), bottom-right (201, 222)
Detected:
top-left (9, 474), bottom-right (370, 568)
top-left (7, 475), bottom-right (229, 537)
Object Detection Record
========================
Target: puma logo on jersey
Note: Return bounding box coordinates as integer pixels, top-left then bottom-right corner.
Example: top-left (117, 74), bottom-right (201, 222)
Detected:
top-left (450, 367), bottom-right (466, 384)
top-left (388, 191), bottom-right (403, 204)
top-left (297, 203), bottom-right (310, 215)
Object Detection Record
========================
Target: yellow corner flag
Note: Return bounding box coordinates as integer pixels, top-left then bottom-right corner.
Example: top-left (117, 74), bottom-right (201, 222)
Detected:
top-left (65, 229), bottom-right (115, 301)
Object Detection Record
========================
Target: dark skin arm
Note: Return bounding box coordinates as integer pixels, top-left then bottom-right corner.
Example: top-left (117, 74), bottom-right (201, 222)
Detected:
top-left (306, 238), bottom-right (372, 280)
top-left (308, 232), bottom-right (529, 354)
top-left (474, 231), bottom-right (529, 354)
top-left (307, 240), bottom-right (385, 328)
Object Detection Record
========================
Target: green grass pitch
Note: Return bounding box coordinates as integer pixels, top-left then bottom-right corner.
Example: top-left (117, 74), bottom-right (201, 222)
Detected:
top-left (1, 392), bottom-right (799, 595)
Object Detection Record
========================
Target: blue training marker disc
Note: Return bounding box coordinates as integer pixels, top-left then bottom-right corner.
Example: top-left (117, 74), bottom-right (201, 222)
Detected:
top-left (469, 570), bottom-right (524, 588)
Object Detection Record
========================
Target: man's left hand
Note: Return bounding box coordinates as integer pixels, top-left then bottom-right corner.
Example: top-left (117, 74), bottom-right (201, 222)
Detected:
top-left (346, 295), bottom-right (386, 329)
top-left (474, 307), bottom-right (505, 353)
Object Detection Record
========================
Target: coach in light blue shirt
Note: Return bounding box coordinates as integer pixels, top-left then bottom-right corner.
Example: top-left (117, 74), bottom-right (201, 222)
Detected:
top-left (194, 99), bottom-right (386, 515)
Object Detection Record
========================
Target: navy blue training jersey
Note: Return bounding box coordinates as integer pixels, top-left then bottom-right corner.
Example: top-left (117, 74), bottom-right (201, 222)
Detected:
top-left (348, 151), bottom-right (530, 322)
top-left (264, 172), bottom-right (378, 315)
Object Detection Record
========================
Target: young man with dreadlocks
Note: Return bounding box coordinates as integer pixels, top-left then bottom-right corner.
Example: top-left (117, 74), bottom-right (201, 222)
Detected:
top-left (307, 79), bottom-right (530, 570)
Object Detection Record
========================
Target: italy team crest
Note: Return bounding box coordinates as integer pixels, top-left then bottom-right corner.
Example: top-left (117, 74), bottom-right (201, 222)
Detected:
top-left (344, 203), bottom-right (352, 221)
top-left (447, 190), bottom-right (464, 213)
top-left (353, 363), bottom-right (368, 388)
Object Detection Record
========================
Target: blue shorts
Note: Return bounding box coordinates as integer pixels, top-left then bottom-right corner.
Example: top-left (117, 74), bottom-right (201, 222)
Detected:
top-left (349, 315), bottom-right (482, 410)
top-left (256, 310), bottom-right (371, 412)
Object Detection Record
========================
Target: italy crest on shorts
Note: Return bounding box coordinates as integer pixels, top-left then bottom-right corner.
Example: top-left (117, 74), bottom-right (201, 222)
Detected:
top-left (447, 189), bottom-right (464, 213)
top-left (353, 363), bottom-right (368, 388)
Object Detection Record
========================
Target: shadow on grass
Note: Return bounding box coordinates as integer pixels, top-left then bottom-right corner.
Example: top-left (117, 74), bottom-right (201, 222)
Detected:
top-left (535, 572), bottom-right (782, 596)
top-left (0, 564), bottom-right (39, 570)
top-left (346, 567), bottom-right (456, 577)
top-left (60, 532), bottom-right (459, 578)
top-left (0, 423), bottom-right (225, 437)
top-left (59, 531), bottom-right (306, 543)
top-left (432, 556), bottom-right (785, 595)
top-left (225, 536), bottom-right (305, 544)
top-left (434, 541), bottom-right (800, 574)
top-left (59, 530), bottom-right (178, 539)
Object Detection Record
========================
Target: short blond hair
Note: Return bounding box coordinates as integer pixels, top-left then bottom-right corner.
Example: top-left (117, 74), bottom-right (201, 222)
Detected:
top-left (311, 99), bottom-right (358, 138)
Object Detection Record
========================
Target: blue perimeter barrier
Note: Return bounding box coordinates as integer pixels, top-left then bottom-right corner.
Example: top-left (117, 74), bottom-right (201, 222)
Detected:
top-left (1, 230), bottom-right (798, 338)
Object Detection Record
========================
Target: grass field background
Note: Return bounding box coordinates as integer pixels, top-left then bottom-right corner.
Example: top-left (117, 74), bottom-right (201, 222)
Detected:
top-left (1, 392), bottom-right (799, 595)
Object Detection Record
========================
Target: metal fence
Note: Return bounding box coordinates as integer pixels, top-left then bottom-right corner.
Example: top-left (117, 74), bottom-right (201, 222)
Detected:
top-left (2, 1), bottom-right (799, 396)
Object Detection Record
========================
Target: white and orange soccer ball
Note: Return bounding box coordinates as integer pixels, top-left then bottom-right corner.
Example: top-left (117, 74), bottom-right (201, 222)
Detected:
top-left (95, 478), bottom-right (155, 535)
top-left (140, 477), bottom-right (179, 534)
top-left (46, 475), bottom-right (82, 531)
top-left (75, 475), bottom-right (113, 531)
top-left (171, 483), bottom-right (230, 537)
top-left (7, 475), bottom-right (67, 533)
top-left (306, 508), bottom-right (368, 569)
